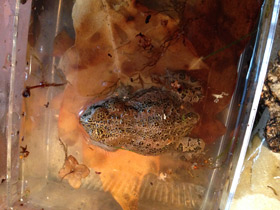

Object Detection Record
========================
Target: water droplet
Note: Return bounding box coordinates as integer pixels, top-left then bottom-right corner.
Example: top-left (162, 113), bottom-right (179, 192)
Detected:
top-left (24, 72), bottom-right (28, 80)
top-left (6, 54), bottom-right (11, 63)
top-left (39, 45), bottom-right (44, 52)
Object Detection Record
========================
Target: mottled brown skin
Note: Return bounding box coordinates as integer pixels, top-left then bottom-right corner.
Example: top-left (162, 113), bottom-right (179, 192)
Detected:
top-left (80, 72), bottom-right (205, 156)
top-left (262, 54), bottom-right (280, 152)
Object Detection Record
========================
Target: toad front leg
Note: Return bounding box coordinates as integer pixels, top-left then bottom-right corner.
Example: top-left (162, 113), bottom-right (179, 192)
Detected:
top-left (176, 137), bottom-right (205, 154)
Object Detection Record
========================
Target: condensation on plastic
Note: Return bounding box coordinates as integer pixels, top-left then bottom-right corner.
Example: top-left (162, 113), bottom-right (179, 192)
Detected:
top-left (221, 1), bottom-right (280, 209)
top-left (0, 0), bottom-right (32, 208)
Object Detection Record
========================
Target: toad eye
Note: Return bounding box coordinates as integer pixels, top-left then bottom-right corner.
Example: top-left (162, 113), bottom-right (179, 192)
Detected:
top-left (178, 72), bottom-right (185, 80)
top-left (186, 112), bottom-right (197, 119)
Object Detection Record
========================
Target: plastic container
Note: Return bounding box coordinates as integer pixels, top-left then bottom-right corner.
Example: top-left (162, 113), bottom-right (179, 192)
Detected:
top-left (0, 0), bottom-right (279, 210)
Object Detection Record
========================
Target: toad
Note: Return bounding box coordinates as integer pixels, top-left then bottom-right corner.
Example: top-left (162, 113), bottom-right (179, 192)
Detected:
top-left (80, 71), bottom-right (205, 156)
